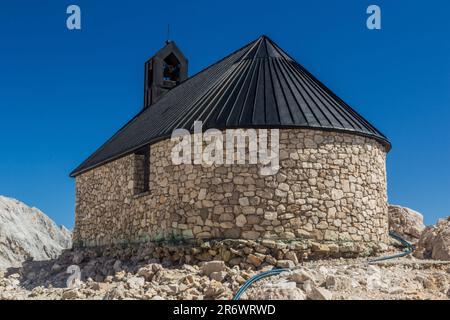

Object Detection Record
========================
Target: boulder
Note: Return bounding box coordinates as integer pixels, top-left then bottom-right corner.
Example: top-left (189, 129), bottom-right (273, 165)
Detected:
top-left (203, 280), bottom-right (228, 298)
top-left (126, 276), bottom-right (145, 290)
top-left (104, 283), bottom-right (126, 300)
top-left (288, 269), bottom-right (315, 284)
top-left (137, 266), bottom-right (154, 281)
top-left (209, 271), bottom-right (227, 282)
top-left (251, 281), bottom-right (306, 300)
top-left (202, 261), bottom-right (226, 276)
top-left (284, 251), bottom-right (299, 264)
top-left (62, 288), bottom-right (84, 300)
top-left (415, 217), bottom-right (450, 260)
top-left (388, 205), bottom-right (425, 241)
top-left (325, 275), bottom-right (356, 291)
top-left (247, 253), bottom-right (264, 267)
top-left (307, 286), bottom-right (333, 300)
top-left (276, 260), bottom-right (295, 269)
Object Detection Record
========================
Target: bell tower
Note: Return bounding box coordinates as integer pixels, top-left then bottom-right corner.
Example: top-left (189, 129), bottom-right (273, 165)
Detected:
top-left (143, 41), bottom-right (188, 109)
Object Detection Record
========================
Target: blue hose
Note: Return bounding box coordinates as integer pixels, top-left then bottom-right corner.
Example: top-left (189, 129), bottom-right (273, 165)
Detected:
top-left (368, 231), bottom-right (415, 263)
top-left (232, 232), bottom-right (415, 299)
top-left (232, 268), bottom-right (290, 300)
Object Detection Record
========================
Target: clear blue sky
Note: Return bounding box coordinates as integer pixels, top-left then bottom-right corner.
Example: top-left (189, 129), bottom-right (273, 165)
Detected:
top-left (0, 1), bottom-right (449, 228)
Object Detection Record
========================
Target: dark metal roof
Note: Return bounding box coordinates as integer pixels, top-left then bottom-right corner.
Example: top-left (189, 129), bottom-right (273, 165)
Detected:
top-left (71, 36), bottom-right (390, 177)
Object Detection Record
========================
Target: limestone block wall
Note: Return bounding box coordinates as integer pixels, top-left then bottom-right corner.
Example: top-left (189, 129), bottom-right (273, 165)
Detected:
top-left (73, 129), bottom-right (389, 251)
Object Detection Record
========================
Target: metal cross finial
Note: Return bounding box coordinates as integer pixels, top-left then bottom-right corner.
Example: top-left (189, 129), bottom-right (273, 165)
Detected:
top-left (166, 24), bottom-right (170, 44)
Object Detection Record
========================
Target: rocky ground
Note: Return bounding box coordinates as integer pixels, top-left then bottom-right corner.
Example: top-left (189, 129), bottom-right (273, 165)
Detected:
top-left (1, 251), bottom-right (449, 300)
top-left (0, 197), bottom-right (448, 300)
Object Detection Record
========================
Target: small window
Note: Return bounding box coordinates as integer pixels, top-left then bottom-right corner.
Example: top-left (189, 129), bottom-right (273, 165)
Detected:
top-left (134, 146), bottom-right (150, 194)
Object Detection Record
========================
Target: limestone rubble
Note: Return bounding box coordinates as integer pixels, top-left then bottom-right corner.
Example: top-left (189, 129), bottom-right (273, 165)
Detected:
top-left (0, 251), bottom-right (448, 300)
top-left (0, 192), bottom-right (448, 300)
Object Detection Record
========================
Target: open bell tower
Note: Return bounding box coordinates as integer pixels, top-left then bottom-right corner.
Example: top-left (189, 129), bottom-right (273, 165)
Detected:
top-left (143, 41), bottom-right (188, 109)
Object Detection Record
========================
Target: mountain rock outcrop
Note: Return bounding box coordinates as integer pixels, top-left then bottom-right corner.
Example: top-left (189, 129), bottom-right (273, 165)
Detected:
top-left (415, 217), bottom-right (450, 261)
top-left (388, 205), bottom-right (426, 241)
top-left (0, 195), bottom-right (72, 270)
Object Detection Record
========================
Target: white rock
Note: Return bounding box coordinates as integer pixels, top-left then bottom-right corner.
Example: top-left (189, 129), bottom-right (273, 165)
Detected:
top-left (126, 276), bottom-right (145, 290)
top-left (238, 197), bottom-right (249, 206)
top-left (209, 271), bottom-right (227, 282)
top-left (325, 275), bottom-right (355, 291)
top-left (235, 214), bottom-right (247, 227)
top-left (284, 251), bottom-right (298, 264)
top-left (388, 205), bottom-right (425, 240)
top-left (415, 217), bottom-right (450, 260)
top-left (331, 189), bottom-right (344, 200)
top-left (264, 212), bottom-right (277, 220)
top-left (302, 279), bottom-right (314, 295)
top-left (62, 288), bottom-right (84, 300)
top-left (252, 281), bottom-right (306, 300)
top-left (202, 261), bottom-right (226, 276)
top-left (308, 287), bottom-right (333, 300)
top-left (288, 269), bottom-right (315, 283)
top-left (0, 195), bottom-right (72, 269)
top-left (137, 266), bottom-right (154, 281)
top-left (277, 183), bottom-right (290, 192)
top-left (277, 260), bottom-right (295, 269)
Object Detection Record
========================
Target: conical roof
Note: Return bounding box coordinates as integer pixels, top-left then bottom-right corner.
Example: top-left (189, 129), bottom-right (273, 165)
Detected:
top-left (71, 36), bottom-right (390, 177)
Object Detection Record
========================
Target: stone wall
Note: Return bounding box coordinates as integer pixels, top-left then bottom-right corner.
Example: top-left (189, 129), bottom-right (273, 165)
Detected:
top-left (73, 129), bottom-right (389, 255)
